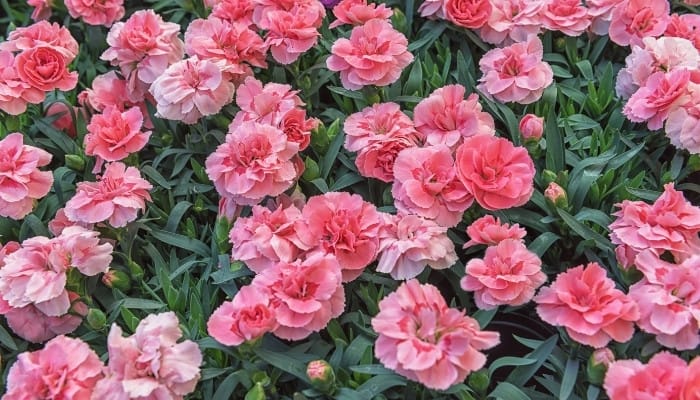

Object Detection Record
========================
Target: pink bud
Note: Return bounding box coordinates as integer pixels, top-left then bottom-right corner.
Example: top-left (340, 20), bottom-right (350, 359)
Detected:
top-left (307, 360), bottom-right (336, 393)
top-left (545, 182), bottom-right (567, 208)
top-left (45, 102), bottom-right (81, 138)
top-left (519, 114), bottom-right (544, 142)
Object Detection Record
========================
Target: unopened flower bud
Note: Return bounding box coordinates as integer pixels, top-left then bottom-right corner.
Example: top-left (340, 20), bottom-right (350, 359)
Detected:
top-left (587, 348), bottom-right (615, 385)
top-left (306, 360), bottom-right (336, 394)
top-left (86, 308), bottom-right (107, 330)
top-left (468, 369), bottom-right (490, 393)
top-left (102, 269), bottom-right (131, 291)
top-left (545, 182), bottom-right (568, 209)
top-left (127, 259), bottom-right (144, 280)
top-left (65, 154), bottom-right (85, 171)
top-left (519, 114), bottom-right (544, 143)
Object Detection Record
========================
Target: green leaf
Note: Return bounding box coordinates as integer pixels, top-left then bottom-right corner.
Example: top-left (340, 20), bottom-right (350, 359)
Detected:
top-left (404, 58), bottom-right (423, 95)
top-left (355, 374), bottom-right (407, 397)
top-left (557, 209), bottom-right (613, 251)
top-left (0, 324), bottom-right (18, 351)
top-left (545, 109), bottom-right (565, 173)
top-left (489, 357), bottom-right (537, 376)
top-left (489, 382), bottom-right (531, 400)
top-left (320, 130), bottom-right (346, 180)
top-left (348, 365), bottom-right (395, 375)
top-left (150, 229), bottom-right (211, 257)
top-left (328, 86), bottom-right (364, 100)
top-left (559, 358), bottom-right (579, 400)
top-left (507, 335), bottom-right (558, 386)
top-left (141, 165), bottom-right (173, 189)
top-left (254, 348), bottom-right (312, 383)
top-left (121, 298), bottom-right (166, 309)
top-left (528, 232), bottom-right (560, 257)
top-left (408, 21), bottom-right (446, 52)
top-left (330, 173), bottom-right (364, 191)
top-left (213, 371), bottom-right (244, 400)
top-left (164, 201), bottom-right (192, 232)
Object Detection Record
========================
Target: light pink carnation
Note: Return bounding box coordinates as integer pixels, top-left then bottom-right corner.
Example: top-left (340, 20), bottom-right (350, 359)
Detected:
top-left (355, 134), bottom-right (418, 183)
top-left (252, 254), bottom-right (345, 340)
top-left (327, 18), bottom-right (414, 90)
top-left (58, 225), bottom-right (113, 276)
top-left (329, 0), bottom-right (393, 28)
top-left (233, 77), bottom-right (304, 126)
top-left (85, 106), bottom-right (152, 165)
top-left (212, 0), bottom-right (255, 26)
top-left (260, 7), bottom-right (323, 65)
top-left (392, 145), bottom-right (473, 227)
top-left (604, 352), bottom-right (687, 400)
top-left (623, 70), bottom-right (691, 130)
top-left (0, 50), bottom-right (44, 115)
top-left (455, 135), bottom-right (535, 211)
top-left (64, 0), bottom-right (124, 26)
top-left (2, 292), bottom-right (87, 343)
top-left (0, 21), bottom-right (79, 62)
top-left (479, 0), bottom-right (542, 46)
top-left (252, 0), bottom-right (326, 27)
top-left (27, 0), bottom-right (52, 21)
top-left (279, 108), bottom-right (317, 151)
top-left (3, 335), bottom-right (104, 399)
top-left (666, 88), bottom-right (700, 154)
top-left (535, 262), bottom-right (639, 348)
top-left (682, 357), bottom-right (700, 400)
top-left (608, 0), bottom-right (670, 47)
top-left (229, 203), bottom-right (306, 273)
top-left (464, 214), bottom-right (527, 248)
top-left (0, 132), bottom-right (53, 220)
top-left (665, 14), bottom-right (700, 50)
top-left (207, 285), bottom-right (278, 346)
top-left (78, 71), bottom-right (145, 113)
top-left (413, 84), bottom-right (495, 148)
top-left (343, 102), bottom-right (418, 152)
top-left (587, 0), bottom-right (625, 35)
top-left (418, 0), bottom-right (446, 19)
top-left (372, 280), bottom-right (500, 390)
top-left (377, 214), bottom-right (457, 280)
top-left (48, 208), bottom-right (94, 237)
top-left (93, 312), bottom-right (202, 400)
top-left (64, 162), bottom-right (153, 228)
top-left (205, 121), bottom-right (301, 205)
top-left (477, 36), bottom-right (553, 104)
top-left (539, 0), bottom-right (591, 37)
top-left (462, 239), bottom-right (546, 309)
top-left (296, 192), bottom-right (383, 281)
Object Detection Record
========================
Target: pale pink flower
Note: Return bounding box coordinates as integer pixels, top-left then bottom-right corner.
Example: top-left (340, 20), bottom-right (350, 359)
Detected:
top-left (539, 0), bottom-right (591, 37)
top-left (682, 357), bottom-right (700, 400)
top-left (392, 145), bottom-right (473, 227)
top-left (28, 0), bottom-right (53, 21)
top-left (0, 50), bottom-right (44, 115)
top-left (58, 225), bottom-right (113, 276)
top-left (2, 292), bottom-right (87, 343)
top-left (355, 134), bottom-right (419, 182)
top-left (519, 113), bottom-right (544, 141)
top-left (212, 0), bottom-right (255, 26)
top-left (329, 0), bottom-right (393, 28)
top-left (233, 77), bottom-right (304, 126)
top-left (0, 241), bottom-right (20, 265)
top-left (377, 214), bottom-right (457, 280)
top-left (280, 108), bottom-right (317, 151)
top-left (455, 135), bottom-right (535, 211)
top-left (686, 0), bottom-right (700, 4)
top-left (101, 10), bottom-right (185, 98)
top-left (372, 279), bottom-right (500, 390)
top-left (78, 71), bottom-right (145, 113)
top-left (479, 0), bottom-right (542, 46)
top-left (64, 0), bottom-right (124, 26)
top-left (150, 56), bottom-right (235, 124)
top-left (444, 0), bottom-right (491, 29)
top-left (587, 0), bottom-right (625, 36)
top-left (64, 162), bottom-right (153, 228)
top-left (477, 36), bottom-right (553, 104)
top-left (3, 335), bottom-right (104, 399)
top-left (413, 84), bottom-right (495, 148)
top-left (604, 352), bottom-right (687, 400)
top-left (608, 0), bottom-right (670, 47)
top-left (85, 106), bottom-right (151, 165)
top-left (0, 21), bottom-right (79, 62)
top-left (343, 102), bottom-right (418, 152)
top-left (94, 312), bottom-right (202, 400)
top-left (48, 207), bottom-right (93, 236)
top-left (624, 71), bottom-right (691, 131)
top-left (296, 192), bottom-right (383, 281)
top-left (184, 17), bottom-right (266, 82)
top-left (462, 239), bottom-right (546, 309)
top-left (327, 18), bottom-right (414, 90)
top-left (535, 262), bottom-right (639, 348)
top-left (463, 214), bottom-right (526, 249)
top-left (666, 88), bottom-right (700, 154)
top-left (0, 132), bottom-right (53, 220)
top-left (252, 0), bottom-right (326, 27)
top-left (205, 121), bottom-right (301, 205)
top-left (15, 46), bottom-right (78, 92)
top-left (207, 285), bottom-right (277, 346)
top-left (418, 0), bottom-right (446, 19)
top-left (252, 254), bottom-right (345, 340)
top-left (260, 7), bottom-right (323, 65)
top-left (665, 14), bottom-right (700, 50)
top-left (229, 203), bottom-right (306, 273)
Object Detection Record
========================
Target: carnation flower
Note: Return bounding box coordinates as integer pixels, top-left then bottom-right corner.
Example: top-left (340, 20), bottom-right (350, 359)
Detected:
top-left (519, 113), bottom-right (544, 142)
top-left (604, 352), bottom-right (687, 400)
top-left (586, 0), bottom-right (622, 35)
top-left (666, 89), bottom-right (700, 154)
top-left (0, 21), bottom-right (78, 62)
top-left (2, 292), bottom-right (87, 343)
top-left (682, 357), bottom-right (700, 400)
top-left (260, 7), bottom-right (323, 65)
top-left (279, 108), bottom-right (317, 151)
top-left (539, 0), bottom-right (591, 37)
top-left (212, 0), bottom-right (255, 25)
top-left (85, 106), bottom-right (152, 165)
top-left (623, 69), bottom-right (691, 130)
top-left (27, 0), bottom-right (52, 21)
top-left (64, 162), bottom-right (153, 228)
top-left (45, 102), bottom-right (81, 138)
top-left (464, 215), bottom-right (527, 249)
top-left (355, 134), bottom-right (418, 182)
top-left (0, 50), bottom-right (44, 115)
top-left (207, 285), bottom-right (278, 346)
top-left (327, 18), bottom-right (414, 90)
top-left (455, 135), bottom-right (535, 211)
top-left (377, 214), bottom-right (457, 280)
top-left (329, 0), bottom-right (393, 28)
top-left (535, 262), bottom-right (639, 348)
top-left (479, 0), bottom-right (542, 45)
top-left (665, 13), bottom-right (700, 50)
top-left (78, 71), bottom-right (147, 113)
top-left (462, 239), bottom-right (546, 309)
top-left (0, 132), bottom-right (53, 220)
top-left (233, 77), bottom-right (304, 126)
top-left (444, 0), bottom-right (491, 29)
top-left (15, 46), bottom-right (78, 93)
top-left (372, 280), bottom-right (500, 390)
top-left (418, 0), bottom-right (446, 19)
top-left (64, 0), bottom-right (124, 26)
top-left (343, 102), bottom-right (418, 152)
top-left (608, 0), bottom-right (670, 47)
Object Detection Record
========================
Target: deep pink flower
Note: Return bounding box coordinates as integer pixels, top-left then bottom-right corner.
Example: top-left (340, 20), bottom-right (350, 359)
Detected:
top-left (280, 108), bottom-right (317, 151)
top-left (608, 0), bottom-right (670, 47)
top-left (519, 113), bottom-right (544, 141)
top-left (208, 285), bottom-right (278, 346)
top-left (665, 14), bottom-right (700, 50)
top-left (0, 50), bottom-right (44, 115)
top-left (0, 132), bottom-right (53, 220)
top-left (329, 0), bottom-right (393, 28)
top-left (85, 106), bottom-right (151, 165)
top-left (623, 69), bottom-right (691, 130)
top-left (233, 77), bottom-right (304, 126)
top-left (64, 0), bottom-right (124, 26)
top-left (539, 0), bottom-right (591, 37)
top-left (343, 102), bottom-right (418, 152)
top-left (0, 21), bottom-right (79, 62)
top-left (27, 0), bottom-right (52, 21)
top-left (392, 145), bottom-right (473, 227)
top-left (479, 0), bottom-right (542, 45)
top-left (252, 253), bottom-right (345, 340)
top-left (463, 214), bottom-right (526, 248)
top-left (355, 134), bottom-right (418, 183)
top-left (444, 0), bottom-right (491, 29)
top-left (413, 84), bottom-right (495, 148)
top-left (682, 357), bottom-right (700, 400)
top-left (535, 262), bottom-right (639, 348)
top-left (260, 7), bottom-right (322, 65)
top-left (212, 0), bottom-right (255, 26)
top-left (78, 71), bottom-right (145, 113)
top-left (604, 352), bottom-right (687, 400)
top-left (455, 135), bottom-right (535, 211)
top-left (327, 18), bottom-right (414, 90)
top-left (372, 280), bottom-right (500, 390)
top-left (15, 46), bottom-right (78, 93)
top-left (587, 0), bottom-right (625, 35)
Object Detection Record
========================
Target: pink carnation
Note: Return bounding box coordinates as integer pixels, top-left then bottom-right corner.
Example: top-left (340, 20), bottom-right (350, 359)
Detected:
top-left (665, 14), bottom-right (700, 50)
top-left (4, 335), bottom-right (104, 399)
top-left (15, 46), bottom-right (78, 93)
top-left (479, 0), bottom-right (542, 46)
top-left (413, 84), bottom-right (495, 148)
top-left (377, 214), bottom-right (457, 280)
top-left (207, 285), bottom-right (278, 346)
top-left (0, 50), bottom-right (44, 115)
top-left (85, 106), bottom-right (151, 165)
top-left (608, 0), bottom-right (670, 47)
top-left (233, 77), bottom-right (304, 125)
top-left (64, 162), bottom-right (153, 228)
top-left (93, 312), bottom-right (202, 399)
top-left (45, 102), bottom-right (81, 138)
top-left (392, 145), bottom-right (473, 227)
top-left (0, 132), bottom-right (53, 220)
top-left (535, 262), bottom-right (639, 348)
top-left (683, 357), bottom-right (700, 400)
top-left (587, 0), bottom-right (625, 35)
top-left (477, 36), bottom-right (553, 104)
top-left (455, 135), bottom-right (535, 211)
top-left (58, 225), bottom-right (114, 276)
top-left (64, 0), bottom-right (124, 26)
top-left (280, 108), bottom-right (317, 151)
top-left (623, 69), bottom-right (691, 130)
top-left (296, 192), bottom-right (383, 281)
top-left (2, 292), bottom-right (87, 343)
top-left (229, 203), bottom-right (306, 273)
top-left (327, 18), bottom-right (414, 90)
top-left (355, 134), bottom-right (418, 182)
top-left (444, 0), bottom-right (491, 29)
top-left (418, 0), bottom-right (446, 19)
top-left (372, 279), bottom-right (500, 390)
top-left (27, 0), bottom-right (52, 21)
top-left (252, 253), bottom-right (345, 340)
top-left (462, 239), bottom-right (546, 309)
top-left (539, 0), bottom-right (591, 37)
top-left (212, 0), bottom-right (255, 26)
top-left (150, 56), bottom-right (235, 124)
top-left (78, 71), bottom-right (146, 113)
top-left (205, 121), bottom-right (301, 205)
top-left (666, 88), bottom-right (700, 154)
top-left (464, 214), bottom-right (527, 248)
top-left (329, 0), bottom-right (393, 28)
top-left (0, 21), bottom-right (78, 62)
top-left (604, 352), bottom-right (687, 400)
top-left (260, 7), bottom-right (323, 65)
top-left (48, 208), bottom-right (93, 236)
top-left (252, 0), bottom-right (326, 27)
top-left (519, 113), bottom-right (544, 141)
top-left (343, 102), bottom-right (418, 152)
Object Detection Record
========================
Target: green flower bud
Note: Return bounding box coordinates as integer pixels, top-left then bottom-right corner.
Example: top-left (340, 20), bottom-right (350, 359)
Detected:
top-left (127, 259), bottom-right (144, 280)
top-left (102, 269), bottom-right (131, 292)
top-left (65, 154), bottom-right (85, 171)
top-left (302, 157), bottom-right (320, 181)
top-left (468, 369), bottom-right (490, 393)
top-left (587, 348), bottom-right (614, 385)
top-left (306, 360), bottom-right (337, 394)
top-left (545, 182), bottom-right (568, 209)
top-left (86, 308), bottom-right (107, 330)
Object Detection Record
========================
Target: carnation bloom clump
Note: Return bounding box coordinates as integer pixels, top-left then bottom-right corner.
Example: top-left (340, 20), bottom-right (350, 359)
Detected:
top-left (463, 215), bottom-right (527, 248)
top-left (207, 285), bottom-right (278, 346)
top-left (372, 279), bottom-right (500, 390)
top-left (84, 106), bottom-right (152, 166)
top-left (604, 352), bottom-right (687, 400)
top-left (329, 0), bottom-right (393, 28)
top-left (64, 0), bottom-right (124, 26)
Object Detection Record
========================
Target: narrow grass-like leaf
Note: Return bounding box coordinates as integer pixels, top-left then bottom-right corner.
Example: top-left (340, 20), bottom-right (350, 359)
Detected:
top-left (559, 358), bottom-right (579, 400)
top-left (150, 229), bottom-right (211, 257)
top-left (490, 382), bottom-right (532, 400)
